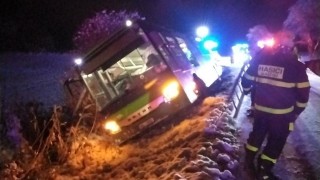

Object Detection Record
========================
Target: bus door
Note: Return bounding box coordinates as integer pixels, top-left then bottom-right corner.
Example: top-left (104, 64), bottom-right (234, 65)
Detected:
top-left (158, 33), bottom-right (198, 103)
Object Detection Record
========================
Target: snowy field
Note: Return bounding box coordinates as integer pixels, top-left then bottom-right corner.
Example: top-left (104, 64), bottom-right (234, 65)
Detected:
top-left (0, 53), bottom-right (73, 108)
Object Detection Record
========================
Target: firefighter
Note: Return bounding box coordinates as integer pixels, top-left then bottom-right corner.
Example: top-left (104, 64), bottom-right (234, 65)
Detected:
top-left (245, 45), bottom-right (275, 118)
top-left (241, 31), bottom-right (310, 179)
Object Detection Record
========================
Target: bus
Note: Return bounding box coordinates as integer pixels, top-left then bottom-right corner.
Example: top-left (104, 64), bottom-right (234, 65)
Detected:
top-left (79, 21), bottom-right (222, 143)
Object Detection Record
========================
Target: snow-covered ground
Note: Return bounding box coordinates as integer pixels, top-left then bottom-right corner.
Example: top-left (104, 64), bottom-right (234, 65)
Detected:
top-left (1, 54), bottom-right (319, 179)
top-left (55, 64), bottom-right (320, 180)
top-left (52, 97), bottom-right (240, 180)
top-left (236, 68), bottom-right (320, 180)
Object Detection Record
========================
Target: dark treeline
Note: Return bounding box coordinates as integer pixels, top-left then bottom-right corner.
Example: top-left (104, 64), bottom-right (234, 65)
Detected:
top-left (0, 0), bottom-right (295, 53)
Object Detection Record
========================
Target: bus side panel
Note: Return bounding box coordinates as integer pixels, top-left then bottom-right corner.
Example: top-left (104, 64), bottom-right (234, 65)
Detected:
top-left (108, 72), bottom-right (190, 144)
top-left (112, 93), bottom-right (189, 144)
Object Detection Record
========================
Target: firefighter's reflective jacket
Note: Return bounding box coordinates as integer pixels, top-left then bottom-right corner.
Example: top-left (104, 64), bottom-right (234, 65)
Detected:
top-left (241, 47), bottom-right (310, 115)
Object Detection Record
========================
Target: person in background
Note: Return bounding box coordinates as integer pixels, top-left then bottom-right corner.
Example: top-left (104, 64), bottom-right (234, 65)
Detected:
top-left (146, 54), bottom-right (167, 73)
top-left (241, 30), bottom-right (310, 179)
top-left (141, 53), bottom-right (167, 82)
top-left (192, 73), bottom-right (209, 99)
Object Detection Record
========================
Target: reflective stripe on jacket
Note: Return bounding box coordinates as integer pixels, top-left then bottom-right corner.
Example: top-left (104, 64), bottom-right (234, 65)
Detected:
top-left (241, 47), bottom-right (310, 115)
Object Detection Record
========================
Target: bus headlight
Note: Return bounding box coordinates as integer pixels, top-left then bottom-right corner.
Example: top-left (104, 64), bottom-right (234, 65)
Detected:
top-left (162, 81), bottom-right (180, 102)
top-left (104, 121), bottom-right (121, 134)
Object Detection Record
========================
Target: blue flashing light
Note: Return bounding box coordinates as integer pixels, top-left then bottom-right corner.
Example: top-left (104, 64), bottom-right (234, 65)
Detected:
top-left (195, 37), bottom-right (202, 42)
top-left (203, 40), bottom-right (219, 50)
top-left (198, 36), bottom-right (219, 53)
top-left (196, 26), bottom-right (209, 39)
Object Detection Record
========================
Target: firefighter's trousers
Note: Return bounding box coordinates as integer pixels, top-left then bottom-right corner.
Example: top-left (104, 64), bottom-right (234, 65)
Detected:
top-left (245, 111), bottom-right (295, 174)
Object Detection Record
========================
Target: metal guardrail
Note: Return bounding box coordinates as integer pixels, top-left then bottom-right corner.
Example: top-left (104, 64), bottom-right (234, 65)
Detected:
top-left (227, 63), bottom-right (249, 118)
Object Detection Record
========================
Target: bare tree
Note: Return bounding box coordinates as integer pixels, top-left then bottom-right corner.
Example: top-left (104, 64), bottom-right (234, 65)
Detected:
top-left (284, 0), bottom-right (320, 45)
top-left (285, 0), bottom-right (320, 66)
top-left (72, 10), bottom-right (141, 53)
top-left (246, 25), bottom-right (273, 57)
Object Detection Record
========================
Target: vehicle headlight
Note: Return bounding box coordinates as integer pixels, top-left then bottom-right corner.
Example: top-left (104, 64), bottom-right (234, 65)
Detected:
top-left (104, 121), bottom-right (121, 134)
top-left (162, 81), bottom-right (180, 102)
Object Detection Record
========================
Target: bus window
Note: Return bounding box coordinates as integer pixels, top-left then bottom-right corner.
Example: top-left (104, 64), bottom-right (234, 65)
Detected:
top-left (176, 37), bottom-right (200, 67)
top-left (165, 36), bottom-right (186, 57)
top-left (97, 69), bottom-right (117, 98)
top-left (81, 72), bottom-right (109, 111)
top-left (88, 42), bottom-right (167, 108)
top-left (106, 54), bottom-right (143, 95)
top-left (160, 34), bottom-right (193, 71)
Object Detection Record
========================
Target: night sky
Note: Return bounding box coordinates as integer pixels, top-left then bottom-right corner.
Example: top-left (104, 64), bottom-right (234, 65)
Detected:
top-left (0, 0), bottom-right (296, 53)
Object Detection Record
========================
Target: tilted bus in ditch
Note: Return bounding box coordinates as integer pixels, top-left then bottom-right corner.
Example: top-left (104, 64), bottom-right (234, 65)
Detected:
top-left (79, 20), bottom-right (222, 143)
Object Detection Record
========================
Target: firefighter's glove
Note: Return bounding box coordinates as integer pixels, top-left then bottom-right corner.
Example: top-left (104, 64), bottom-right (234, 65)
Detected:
top-left (242, 86), bottom-right (252, 95)
top-left (243, 90), bottom-right (251, 95)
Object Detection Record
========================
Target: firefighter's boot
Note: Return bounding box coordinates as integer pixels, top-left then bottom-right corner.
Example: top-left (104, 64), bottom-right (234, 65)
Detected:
top-left (257, 158), bottom-right (278, 180)
top-left (243, 150), bottom-right (258, 179)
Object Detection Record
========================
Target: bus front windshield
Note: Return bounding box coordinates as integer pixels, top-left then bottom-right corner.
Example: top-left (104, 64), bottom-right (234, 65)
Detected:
top-left (82, 42), bottom-right (167, 111)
